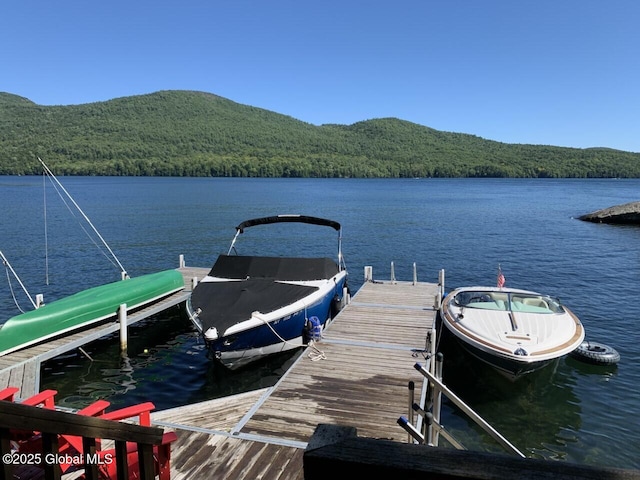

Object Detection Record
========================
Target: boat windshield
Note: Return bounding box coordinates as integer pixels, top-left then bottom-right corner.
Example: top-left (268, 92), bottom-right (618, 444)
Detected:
top-left (453, 291), bottom-right (564, 314)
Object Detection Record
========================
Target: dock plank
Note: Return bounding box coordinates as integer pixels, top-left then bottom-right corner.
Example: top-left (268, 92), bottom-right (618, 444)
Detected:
top-left (146, 277), bottom-right (441, 479)
top-left (167, 431), bottom-right (303, 480)
top-left (240, 342), bottom-right (424, 443)
top-left (20, 360), bottom-right (39, 398)
top-left (152, 388), bottom-right (271, 432)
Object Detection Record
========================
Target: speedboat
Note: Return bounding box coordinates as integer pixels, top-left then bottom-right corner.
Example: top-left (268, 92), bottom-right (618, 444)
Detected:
top-left (440, 286), bottom-right (585, 378)
top-left (186, 215), bottom-right (348, 370)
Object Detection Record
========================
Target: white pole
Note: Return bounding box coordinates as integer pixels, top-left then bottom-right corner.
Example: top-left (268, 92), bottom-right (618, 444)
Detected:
top-left (413, 262), bottom-right (417, 285)
top-left (432, 353), bottom-right (444, 447)
top-left (119, 303), bottom-right (128, 354)
top-left (39, 158), bottom-right (128, 277)
top-left (364, 266), bottom-right (373, 282)
top-left (179, 254), bottom-right (185, 268)
top-left (390, 261), bottom-right (396, 284)
top-left (0, 250), bottom-right (38, 310)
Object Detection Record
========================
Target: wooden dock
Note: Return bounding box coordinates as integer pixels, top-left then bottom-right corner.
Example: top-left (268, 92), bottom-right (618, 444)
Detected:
top-left (0, 266), bottom-right (205, 398)
top-left (3, 266), bottom-right (640, 480)
top-left (151, 276), bottom-right (439, 479)
top-left (0, 264), bottom-right (440, 479)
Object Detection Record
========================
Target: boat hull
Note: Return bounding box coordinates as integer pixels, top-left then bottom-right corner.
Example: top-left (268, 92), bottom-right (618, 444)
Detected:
top-left (0, 269), bottom-right (185, 356)
top-left (443, 326), bottom-right (556, 378)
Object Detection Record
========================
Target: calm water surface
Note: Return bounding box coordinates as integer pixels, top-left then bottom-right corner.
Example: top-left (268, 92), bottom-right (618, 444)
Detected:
top-left (1, 176), bottom-right (639, 469)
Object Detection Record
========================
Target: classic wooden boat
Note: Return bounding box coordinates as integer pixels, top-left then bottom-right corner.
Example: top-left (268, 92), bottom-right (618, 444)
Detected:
top-left (186, 215), bottom-right (348, 370)
top-left (0, 269), bottom-right (184, 357)
top-left (440, 286), bottom-right (585, 378)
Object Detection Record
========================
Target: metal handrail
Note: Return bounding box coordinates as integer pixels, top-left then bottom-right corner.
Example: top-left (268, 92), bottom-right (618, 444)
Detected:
top-left (413, 362), bottom-right (525, 457)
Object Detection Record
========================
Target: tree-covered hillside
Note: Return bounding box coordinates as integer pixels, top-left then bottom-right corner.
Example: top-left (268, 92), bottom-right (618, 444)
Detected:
top-left (1, 90), bottom-right (638, 177)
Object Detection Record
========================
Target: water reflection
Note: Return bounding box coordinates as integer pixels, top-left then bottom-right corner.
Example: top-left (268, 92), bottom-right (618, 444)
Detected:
top-left (41, 309), bottom-right (302, 412)
top-left (436, 333), bottom-right (582, 461)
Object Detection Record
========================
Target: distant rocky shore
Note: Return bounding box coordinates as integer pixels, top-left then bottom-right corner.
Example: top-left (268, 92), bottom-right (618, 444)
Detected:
top-left (579, 201), bottom-right (640, 224)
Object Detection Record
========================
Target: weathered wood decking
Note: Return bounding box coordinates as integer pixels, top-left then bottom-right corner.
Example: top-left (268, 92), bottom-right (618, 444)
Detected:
top-left (152, 278), bottom-right (439, 479)
top-left (0, 266), bottom-right (205, 398)
top-left (1, 264), bottom-right (440, 479)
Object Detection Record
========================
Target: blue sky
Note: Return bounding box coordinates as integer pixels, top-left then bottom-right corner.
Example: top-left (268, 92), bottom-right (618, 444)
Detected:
top-left (2, 1), bottom-right (639, 152)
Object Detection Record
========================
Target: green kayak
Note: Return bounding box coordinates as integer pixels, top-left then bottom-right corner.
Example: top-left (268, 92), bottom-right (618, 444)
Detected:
top-left (0, 269), bottom-right (184, 356)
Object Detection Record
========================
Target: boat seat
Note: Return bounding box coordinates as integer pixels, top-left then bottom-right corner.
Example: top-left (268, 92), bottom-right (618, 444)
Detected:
top-left (511, 301), bottom-right (525, 311)
top-left (523, 297), bottom-right (549, 309)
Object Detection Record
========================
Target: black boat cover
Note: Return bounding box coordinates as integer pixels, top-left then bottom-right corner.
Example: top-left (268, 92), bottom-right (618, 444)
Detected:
top-left (208, 255), bottom-right (340, 281)
top-left (190, 278), bottom-right (319, 333)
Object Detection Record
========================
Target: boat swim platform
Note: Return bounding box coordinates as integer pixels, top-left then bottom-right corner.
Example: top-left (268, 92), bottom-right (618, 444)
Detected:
top-left (0, 265), bottom-right (206, 399)
top-left (151, 275), bottom-right (440, 479)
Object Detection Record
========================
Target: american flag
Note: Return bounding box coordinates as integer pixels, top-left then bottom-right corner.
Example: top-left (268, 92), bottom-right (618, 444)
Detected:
top-left (497, 266), bottom-right (505, 288)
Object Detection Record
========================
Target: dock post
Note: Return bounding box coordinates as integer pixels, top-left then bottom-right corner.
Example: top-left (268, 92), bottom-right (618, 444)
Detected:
top-left (407, 381), bottom-right (415, 443)
top-left (179, 254), bottom-right (185, 268)
top-left (413, 262), bottom-right (417, 285)
top-left (431, 352), bottom-right (444, 446)
top-left (390, 262), bottom-right (396, 284)
top-left (119, 303), bottom-right (128, 354)
top-left (438, 269), bottom-right (445, 299)
top-left (364, 266), bottom-right (373, 282)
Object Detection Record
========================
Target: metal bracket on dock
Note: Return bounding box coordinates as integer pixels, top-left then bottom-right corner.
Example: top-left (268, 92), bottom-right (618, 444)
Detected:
top-left (408, 361), bottom-right (525, 457)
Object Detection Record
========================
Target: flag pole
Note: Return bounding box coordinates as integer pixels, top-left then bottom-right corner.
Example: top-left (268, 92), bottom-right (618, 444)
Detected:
top-left (497, 264), bottom-right (505, 289)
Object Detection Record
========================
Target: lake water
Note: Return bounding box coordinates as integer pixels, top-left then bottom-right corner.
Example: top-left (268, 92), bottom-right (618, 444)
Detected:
top-left (1, 176), bottom-right (639, 470)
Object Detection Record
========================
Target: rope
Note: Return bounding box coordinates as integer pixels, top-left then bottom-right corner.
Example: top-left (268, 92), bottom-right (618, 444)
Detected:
top-left (43, 171), bottom-right (49, 285)
top-left (39, 158), bottom-right (128, 277)
top-left (4, 264), bottom-right (25, 314)
top-left (45, 173), bottom-right (120, 271)
top-left (306, 341), bottom-right (326, 362)
top-left (0, 250), bottom-right (37, 311)
top-left (257, 314), bottom-right (295, 346)
top-left (254, 310), bottom-right (328, 362)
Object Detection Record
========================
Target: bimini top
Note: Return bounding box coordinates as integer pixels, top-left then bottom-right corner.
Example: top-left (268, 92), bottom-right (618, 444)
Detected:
top-left (235, 215), bottom-right (341, 233)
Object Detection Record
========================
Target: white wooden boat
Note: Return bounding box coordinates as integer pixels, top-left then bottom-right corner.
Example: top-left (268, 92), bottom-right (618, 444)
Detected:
top-left (441, 286), bottom-right (585, 378)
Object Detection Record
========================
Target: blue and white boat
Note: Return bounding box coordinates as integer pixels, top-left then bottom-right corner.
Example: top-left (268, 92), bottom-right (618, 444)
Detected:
top-left (186, 215), bottom-right (348, 370)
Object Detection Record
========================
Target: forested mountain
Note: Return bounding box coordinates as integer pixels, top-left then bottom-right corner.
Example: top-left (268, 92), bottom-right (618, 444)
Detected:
top-left (1, 90), bottom-right (638, 177)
